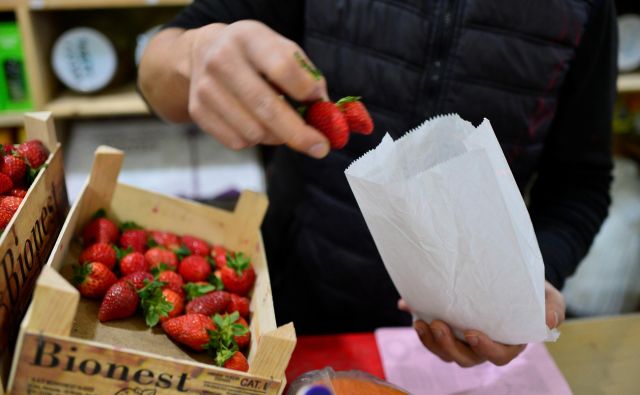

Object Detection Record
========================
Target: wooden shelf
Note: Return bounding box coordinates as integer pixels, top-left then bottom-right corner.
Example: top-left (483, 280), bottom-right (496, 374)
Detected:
top-left (44, 83), bottom-right (150, 118)
top-left (619, 73), bottom-right (640, 94)
top-left (25, 0), bottom-right (191, 10)
top-left (0, 113), bottom-right (25, 128)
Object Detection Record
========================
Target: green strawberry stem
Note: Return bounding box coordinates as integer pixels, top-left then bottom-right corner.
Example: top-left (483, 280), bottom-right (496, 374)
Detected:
top-left (138, 279), bottom-right (172, 327)
top-left (147, 237), bottom-right (158, 247)
top-left (226, 252), bottom-right (251, 277)
top-left (92, 209), bottom-right (107, 219)
top-left (294, 51), bottom-right (323, 81)
top-left (120, 221), bottom-right (143, 231)
top-left (175, 245), bottom-right (191, 260)
top-left (183, 282), bottom-right (216, 301)
top-left (335, 96), bottom-right (362, 106)
top-left (72, 264), bottom-right (91, 285)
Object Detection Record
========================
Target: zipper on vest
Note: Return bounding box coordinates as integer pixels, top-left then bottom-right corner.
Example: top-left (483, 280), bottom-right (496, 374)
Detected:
top-left (427, 0), bottom-right (458, 113)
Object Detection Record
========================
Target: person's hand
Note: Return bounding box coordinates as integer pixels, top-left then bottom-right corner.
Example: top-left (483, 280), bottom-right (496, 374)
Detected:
top-left (188, 20), bottom-right (330, 158)
top-left (399, 281), bottom-right (565, 367)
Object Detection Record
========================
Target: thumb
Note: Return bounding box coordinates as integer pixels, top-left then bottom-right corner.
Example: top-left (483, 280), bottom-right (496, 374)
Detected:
top-left (545, 281), bottom-right (566, 329)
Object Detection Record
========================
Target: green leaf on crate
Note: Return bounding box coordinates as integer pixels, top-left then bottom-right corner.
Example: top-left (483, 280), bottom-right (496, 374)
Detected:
top-left (183, 282), bottom-right (216, 301)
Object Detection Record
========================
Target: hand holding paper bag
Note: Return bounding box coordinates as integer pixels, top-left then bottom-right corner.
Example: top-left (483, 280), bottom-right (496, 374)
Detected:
top-left (345, 115), bottom-right (559, 346)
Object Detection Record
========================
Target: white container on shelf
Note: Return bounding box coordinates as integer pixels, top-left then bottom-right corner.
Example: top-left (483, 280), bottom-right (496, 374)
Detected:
top-left (51, 27), bottom-right (117, 93)
top-left (618, 14), bottom-right (640, 73)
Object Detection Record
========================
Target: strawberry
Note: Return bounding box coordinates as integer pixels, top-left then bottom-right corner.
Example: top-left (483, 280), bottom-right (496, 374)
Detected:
top-left (149, 230), bottom-right (181, 250)
top-left (120, 229), bottom-right (148, 253)
top-left (1, 154), bottom-right (26, 183)
top-left (16, 140), bottom-right (49, 168)
top-left (2, 145), bottom-right (14, 155)
top-left (120, 271), bottom-right (153, 290)
top-left (220, 253), bottom-right (255, 296)
top-left (9, 187), bottom-right (27, 198)
top-left (98, 281), bottom-right (140, 322)
top-left (179, 255), bottom-right (211, 283)
top-left (305, 101), bottom-right (349, 149)
top-left (183, 282), bottom-right (216, 301)
top-left (138, 279), bottom-right (174, 327)
top-left (78, 242), bottom-right (116, 270)
top-left (0, 173), bottom-right (13, 194)
top-left (157, 270), bottom-right (185, 296)
top-left (145, 247), bottom-right (178, 271)
top-left (0, 196), bottom-right (23, 215)
top-left (186, 291), bottom-right (230, 316)
top-left (181, 235), bottom-right (210, 256)
top-left (336, 96), bottom-right (374, 135)
top-left (0, 209), bottom-right (13, 229)
top-left (119, 251), bottom-right (148, 276)
top-left (211, 245), bottom-right (228, 269)
top-left (72, 262), bottom-right (117, 299)
top-left (82, 213), bottom-right (119, 245)
top-left (162, 313), bottom-right (216, 351)
top-left (216, 347), bottom-right (249, 372)
top-left (233, 316), bottom-right (251, 349)
top-left (227, 293), bottom-right (250, 319)
top-left (159, 289), bottom-right (185, 323)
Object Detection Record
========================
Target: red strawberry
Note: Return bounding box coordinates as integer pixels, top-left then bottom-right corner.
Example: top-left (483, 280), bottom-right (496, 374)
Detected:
top-left (211, 245), bottom-right (228, 269)
top-left (2, 145), bottom-right (14, 155)
top-left (159, 289), bottom-right (184, 323)
top-left (179, 255), bottom-right (211, 283)
top-left (0, 173), bottom-right (13, 194)
top-left (120, 229), bottom-right (148, 253)
top-left (227, 293), bottom-right (250, 319)
top-left (1, 154), bottom-right (26, 183)
top-left (0, 209), bottom-right (13, 229)
top-left (220, 253), bottom-right (255, 296)
top-left (120, 271), bottom-right (153, 290)
top-left (181, 235), bottom-right (210, 256)
top-left (0, 196), bottom-right (23, 215)
top-left (157, 270), bottom-right (184, 296)
top-left (183, 282), bottom-right (216, 301)
top-left (149, 230), bottom-right (181, 250)
top-left (228, 316), bottom-right (251, 349)
top-left (78, 242), bottom-right (116, 270)
top-left (216, 348), bottom-right (249, 372)
top-left (9, 187), bottom-right (27, 198)
top-left (336, 96), bottom-right (374, 135)
top-left (98, 281), bottom-right (140, 322)
top-left (145, 247), bottom-right (178, 271)
top-left (82, 216), bottom-right (119, 245)
top-left (186, 291), bottom-right (230, 316)
top-left (305, 101), bottom-right (350, 149)
top-left (72, 262), bottom-right (117, 299)
top-left (138, 279), bottom-right (175, 327)
top-left (17, 140), bottom-right (49, 168)
top-left (161, 314), bottom-right (216, 351)
top-left (119, 251), bottom-right (148, 276)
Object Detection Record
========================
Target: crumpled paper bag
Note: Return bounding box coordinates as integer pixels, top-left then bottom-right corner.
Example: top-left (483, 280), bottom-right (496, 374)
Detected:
top-left (345, 115), bottom-right (558, 344)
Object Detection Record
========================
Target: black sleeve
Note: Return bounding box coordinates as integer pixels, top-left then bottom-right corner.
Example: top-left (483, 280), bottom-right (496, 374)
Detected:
top-left (529, 0), bottom-right (617, 290)
top-left (163, 0), bottom-right (304, 42)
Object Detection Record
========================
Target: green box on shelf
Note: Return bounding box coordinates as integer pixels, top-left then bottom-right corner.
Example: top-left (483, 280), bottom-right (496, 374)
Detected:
top-left (0, 22), bottom-right (33, 112)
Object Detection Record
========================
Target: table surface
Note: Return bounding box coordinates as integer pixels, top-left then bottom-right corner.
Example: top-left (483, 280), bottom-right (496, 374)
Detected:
top-left (286, 313), bottom-right (640, 395)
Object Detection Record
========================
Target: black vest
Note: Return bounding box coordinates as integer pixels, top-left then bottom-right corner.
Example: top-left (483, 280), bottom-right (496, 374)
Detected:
top-left (263, 0), bottom-right (594, 334)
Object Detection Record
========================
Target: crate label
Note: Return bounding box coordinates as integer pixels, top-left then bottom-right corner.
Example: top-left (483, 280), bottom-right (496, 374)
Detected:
top-left (11, 332), bottom-right (281, 395)
top-left (0, 149), bottom-right (69, 351)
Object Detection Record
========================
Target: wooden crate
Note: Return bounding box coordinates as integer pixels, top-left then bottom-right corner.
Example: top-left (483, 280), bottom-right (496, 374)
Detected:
top-left (7, 146), bottom-right (296, 395)
top-left (0, 112), bottom-right (69, 393)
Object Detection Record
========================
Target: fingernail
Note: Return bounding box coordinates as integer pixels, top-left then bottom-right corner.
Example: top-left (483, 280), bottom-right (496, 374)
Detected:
top-left (433, 329), bottom-right (444, 340)
top-left (553, 311), bottom-right (559, 328)
top-left (308, 143), bottom-right (329, 159)
top-left (466, 335), bottom-right (479, 346)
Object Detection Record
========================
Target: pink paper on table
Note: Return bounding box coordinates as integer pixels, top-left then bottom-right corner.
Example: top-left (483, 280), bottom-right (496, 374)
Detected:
top-left (375, 328), bottom-right (572, 395)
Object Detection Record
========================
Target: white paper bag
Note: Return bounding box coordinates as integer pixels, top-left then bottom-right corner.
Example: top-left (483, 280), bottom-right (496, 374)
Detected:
top-left (345, 115), bottom-right (557, 344)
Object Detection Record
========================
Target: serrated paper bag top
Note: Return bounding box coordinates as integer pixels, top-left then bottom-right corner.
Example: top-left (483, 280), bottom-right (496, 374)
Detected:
top-left (345, 115), bottom-right (557, 344)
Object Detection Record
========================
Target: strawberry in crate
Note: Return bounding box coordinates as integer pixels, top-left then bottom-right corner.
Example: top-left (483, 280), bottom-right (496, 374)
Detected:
top-left (0, 140), bottom-right (50, 230)
top-left (71, 209), bottom-right (257, 372)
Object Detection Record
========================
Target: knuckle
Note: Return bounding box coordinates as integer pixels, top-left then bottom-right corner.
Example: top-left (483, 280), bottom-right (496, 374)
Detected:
top-left (244, 125), bottom-right (265, 144)
top-left (253, 95), bottom-right (278, 122)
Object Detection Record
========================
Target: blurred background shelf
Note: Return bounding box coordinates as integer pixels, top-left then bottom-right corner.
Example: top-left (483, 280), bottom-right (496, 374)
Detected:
top-left (0, 113), bottom-right (24, 128)
top-left (45, 83), bottom-right (149, 118)
top-left (618, 73), bottom-right (640, 94)
top-left (24, 0), bottom-right (191, 10)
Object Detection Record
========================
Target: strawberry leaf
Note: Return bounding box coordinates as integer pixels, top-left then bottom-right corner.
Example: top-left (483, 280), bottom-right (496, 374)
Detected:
top-left (213, 344), bottom-right (238, 366)
top-left (114, 246), bottom-right (133, 262)
top-left (175, 245), bottom-right (191, 260)
top-left (226, 252), bottom-right (250, 277)
top-left (208, 274), bottom-right (224, 290)
top-left (140, 287), bottom-right (173, 327)
top-left (91, 209), bottom-right (107, 219)
top-left (71, 264), bottom-right (91, 285)
top-left (336, 96), bottom-right (362, 106)
top-left (121, 221), bottom-right (143, 231)
top-left (147, 237), bottom-right (158, 248)
top-left (151, 263), bottom-right (172, 276)
top-left (183, 282), bottom-right (216, 301)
